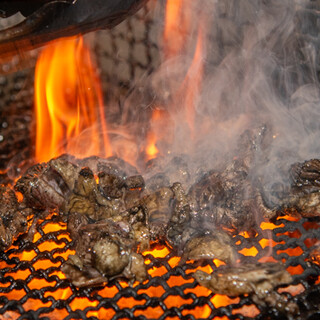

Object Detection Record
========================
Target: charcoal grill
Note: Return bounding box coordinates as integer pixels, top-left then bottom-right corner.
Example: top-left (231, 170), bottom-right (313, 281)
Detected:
top-left (1, 214), bottom-right (320, 319)
top-left (1, 1), bottom-right (320, 319)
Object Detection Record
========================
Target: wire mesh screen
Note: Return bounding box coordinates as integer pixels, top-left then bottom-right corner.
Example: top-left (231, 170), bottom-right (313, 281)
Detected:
top-left (0, 214), bottom-right (320, 319)
top-left (1, 1), bottom-right (320, 320)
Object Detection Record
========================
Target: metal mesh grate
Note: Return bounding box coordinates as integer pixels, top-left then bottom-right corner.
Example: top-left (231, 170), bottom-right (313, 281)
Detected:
top-left (1, 213), bottom-right (320, 320)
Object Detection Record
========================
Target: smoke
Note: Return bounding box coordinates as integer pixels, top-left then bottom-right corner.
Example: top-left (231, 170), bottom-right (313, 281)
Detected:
top-left (121, 0), bottom-right (320, 199)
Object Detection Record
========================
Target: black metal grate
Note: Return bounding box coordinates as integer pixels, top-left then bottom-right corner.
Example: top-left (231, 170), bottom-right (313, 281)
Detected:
top-left (0, 213), bottom-right (320, 320)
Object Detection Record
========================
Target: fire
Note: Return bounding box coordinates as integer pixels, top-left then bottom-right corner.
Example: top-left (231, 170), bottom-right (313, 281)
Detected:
top-left (163, 0), bottom-right (192, 57)
top-left (145, 108), bottom-right (173, 160)
top-left (34, 35), bottom-right (111, 163)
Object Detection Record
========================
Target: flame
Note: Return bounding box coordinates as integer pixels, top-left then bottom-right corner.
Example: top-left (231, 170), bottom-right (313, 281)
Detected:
top-left (163, 0), bottom-right (192, 57)
top-left (182, 28), bottom-right (205, 137)
top-left (34, 36), bottom-right (111, 163)
top-left (144, 0), bottom-right (206, 156)
top-left (145, 109), bottom-right (173, 160)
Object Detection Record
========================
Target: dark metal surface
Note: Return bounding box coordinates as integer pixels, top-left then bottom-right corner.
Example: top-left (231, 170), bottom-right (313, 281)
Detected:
top-left (0, 0), bottom-right (148, 61)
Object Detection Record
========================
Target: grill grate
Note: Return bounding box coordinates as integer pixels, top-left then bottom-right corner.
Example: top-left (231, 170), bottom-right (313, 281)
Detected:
top-left (1, 213), bottom-right (320, 320)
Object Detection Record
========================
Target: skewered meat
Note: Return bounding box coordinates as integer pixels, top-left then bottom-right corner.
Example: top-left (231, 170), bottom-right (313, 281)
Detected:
top-left (194, 263), bottom-right (297, 314)
top-left (0, 186), bottom-right (28, 250)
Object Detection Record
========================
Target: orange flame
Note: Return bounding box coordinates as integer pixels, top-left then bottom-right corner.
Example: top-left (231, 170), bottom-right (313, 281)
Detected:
top-left (182, 28), bottom-right (205, 138)
top-left (164, 0), bottom-right (192, 57)
top-left (145, 109), bottom-right (173, 160)
top-left (34, 36), bottom-right (111, 163)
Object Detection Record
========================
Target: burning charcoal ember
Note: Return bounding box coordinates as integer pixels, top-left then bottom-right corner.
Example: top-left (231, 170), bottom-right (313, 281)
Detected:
top-left (0, 186), bottom-right (28, 250)
top-left (194, 263), bottom-right (298, 314)
top-left (181, 231), bottom-right (237, 265)
top-left (15, 162), bottom-right (67, 211)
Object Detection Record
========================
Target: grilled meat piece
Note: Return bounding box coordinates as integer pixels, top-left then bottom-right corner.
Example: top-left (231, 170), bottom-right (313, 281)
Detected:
top-left (187, 126), bottom-right (276, 232)
top-left (49, 156), bottom-right (80, 191)
top-left (0, 186), bottom-right (28, 251)
top-left (63, 216), bottom-right (148, 287)
top-left (66, 167), bottom-right (121, 220)
top-left (194, 263), bottom-right (292, 296)
top-left (137, 186), bottom-right (174, 240)
top-left (166, 182), bottom-right (195, 247)
top-left (15, 162), bottom-right (68, 211)
top-left (194, 263), bottom-right (297, 314)
top-left (277, 159), bottom-right (320, 217)
top-left (61, 254), bottom-right (108, 288)
top-left (98, 172), bottom-right (125, 199)
top-left (145, 156), bottom-right (191, 192)
top-left (188, 161), bottom-right (274, 232)
top-left (81, 155), bottom-right (139, 178)
top-left (181, 231), bottom-right (237, 265)
top-left (94, 239), bottom-right (147, 282)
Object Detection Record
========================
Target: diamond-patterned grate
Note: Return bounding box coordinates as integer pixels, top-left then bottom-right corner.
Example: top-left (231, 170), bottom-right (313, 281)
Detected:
top-left (0, 213), bottom-right (320, 320)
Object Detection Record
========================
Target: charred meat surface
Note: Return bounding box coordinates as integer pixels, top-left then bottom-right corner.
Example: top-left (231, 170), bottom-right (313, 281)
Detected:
top-left (181, 231), bottom-right (237, 265)
top-left (194, 263), bottom-right (297, 313)
top-left (15, 162), bottom-right (68, 211)
top-left (188, 127), bottom-right (275, 232)
top-left (278, 159), bottom-right (320, 217)
top-left (0, 186), bottom-right (28, 250)
top-left (62, 214), bottom-right (148, 287)
top-left (188, 161), bottom-right (273, 232)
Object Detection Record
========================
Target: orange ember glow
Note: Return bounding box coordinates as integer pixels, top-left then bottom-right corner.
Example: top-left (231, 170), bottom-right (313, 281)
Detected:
top-left (35, 36), bottom-right (111, 163)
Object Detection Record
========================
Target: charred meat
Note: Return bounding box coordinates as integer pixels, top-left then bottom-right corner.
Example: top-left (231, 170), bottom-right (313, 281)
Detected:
top-left (194, 263), bottom-right (297, 314)
top-left (62, 216), bottom-right (148, 287)
top-left (277, 159), bottom-right (320, 217)
top-left (0, 186), bottom-right (28, 250)
top-left (181, 231), bottom-right (237, 265)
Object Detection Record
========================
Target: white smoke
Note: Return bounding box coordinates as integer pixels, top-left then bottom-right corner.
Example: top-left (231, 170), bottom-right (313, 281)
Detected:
top-left (122, 0), bottom-right (320, 197)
